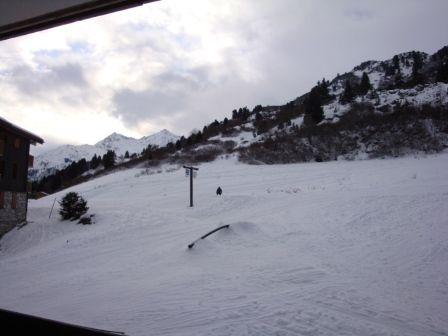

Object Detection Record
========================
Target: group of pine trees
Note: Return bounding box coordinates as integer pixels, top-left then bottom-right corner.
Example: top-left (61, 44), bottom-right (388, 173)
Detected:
top-left (303, 79), bottom-right (331, 124)
top-left (339, 72), bottom-right (372, 105)
top-left (433, 46), bottom-right (448, 84)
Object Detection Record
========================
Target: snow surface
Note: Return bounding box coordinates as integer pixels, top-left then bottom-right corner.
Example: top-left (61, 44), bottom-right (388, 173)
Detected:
top-left (2, 153), bottom-right (448, 336)
top-left (375, 83), bottom-right (448, 108)
top-left (210, 131), bottom-right (258, 148)
top-left (322, 82), bottom-right (448, 122)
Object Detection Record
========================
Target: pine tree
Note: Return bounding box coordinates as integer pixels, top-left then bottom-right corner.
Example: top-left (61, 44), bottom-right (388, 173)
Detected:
top-left (124, 151), bottom-right (129, 159)
top-left (90, 154), bottom-right (100, 169)
top-left (359, 72), bottom-right (372, 95)
top-left (304, 88), bottom-right (324, 124)
top-left (340, 80), bottom-right (354, 104)
top-left (241, 107), bottom-right (250, 121)
top-left (394, 69), bottom-right (404, 87)
top-left (59, 192), bottom-right (88, 220)
top-left (175, 140), bottom-right (182, 150)
top-left (436, 61), bottom-right (448, 83)
top-left (411, 51), bottom-right (424, 84)
top-left (316, 78), bottom-right (330, 100)
top-left (194, 131), bottom-right (203, 143)
top-left (393, 55), bottom-right (400, 70)
top-left (102, 150), bottom-right (116, 169)
top-left (253, 105), bottom-right (263, 113)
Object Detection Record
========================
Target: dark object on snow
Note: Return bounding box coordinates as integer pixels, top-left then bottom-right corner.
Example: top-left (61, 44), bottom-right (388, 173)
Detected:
top-left (216, 186), bottom-right (222, 195)
top-left (188, 224), bottom-right (230, 249)
top-left (59, 192), bottom-right (89, 221)
top-left (78, 214), bottom-right (95, 225)
top-left (183, 165), bottom-right (199, 207)
top-left (0, 307), bottom-right (126, 336)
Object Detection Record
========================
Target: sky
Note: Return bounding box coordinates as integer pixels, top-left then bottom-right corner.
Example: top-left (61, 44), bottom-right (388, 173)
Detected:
top-left (0, 0), bottom-right (447, 154)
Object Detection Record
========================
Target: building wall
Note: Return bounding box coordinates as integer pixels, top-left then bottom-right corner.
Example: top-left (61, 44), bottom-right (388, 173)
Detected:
top-left (0, 126), bottom-right (32, 238)
top-left (0, 191), bottom-right (27, 237)
top-left (0, 129), bottom-right (30, 192)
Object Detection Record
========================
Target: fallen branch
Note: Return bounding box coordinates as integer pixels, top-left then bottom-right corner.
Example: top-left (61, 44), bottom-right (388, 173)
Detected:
top-left (188, 225), bottom-right (230, 249)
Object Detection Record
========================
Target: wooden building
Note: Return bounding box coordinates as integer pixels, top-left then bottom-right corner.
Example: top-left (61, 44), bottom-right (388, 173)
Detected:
top-left (0, 117), bottom-right (43, 237)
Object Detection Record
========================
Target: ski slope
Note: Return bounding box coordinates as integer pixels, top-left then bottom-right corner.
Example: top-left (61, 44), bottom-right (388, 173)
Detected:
top-left (1, 153), bottom-right (448, 336)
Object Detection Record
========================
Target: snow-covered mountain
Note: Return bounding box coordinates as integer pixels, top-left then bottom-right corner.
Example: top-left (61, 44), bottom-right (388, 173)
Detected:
top-left (30, 129), bottom-right (179, 180)
top-left (95, 129), bottom-right (179, 154)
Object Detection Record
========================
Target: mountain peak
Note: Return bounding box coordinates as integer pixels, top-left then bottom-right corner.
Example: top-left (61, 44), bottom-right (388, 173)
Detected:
top-left (103, 132), bottom-right (129, 140)
top-left (141, 129), bottom-right (180, 146)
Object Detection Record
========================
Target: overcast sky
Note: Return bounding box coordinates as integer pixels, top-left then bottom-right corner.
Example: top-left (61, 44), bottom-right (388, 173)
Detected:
top-left (1, 0), bottom-right (447, 154)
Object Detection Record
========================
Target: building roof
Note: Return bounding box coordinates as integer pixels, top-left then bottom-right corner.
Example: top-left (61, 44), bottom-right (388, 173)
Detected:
top-left (0, 117), bottom-right (44, 145)
top-left (0, 0), bottom-right (159, 41)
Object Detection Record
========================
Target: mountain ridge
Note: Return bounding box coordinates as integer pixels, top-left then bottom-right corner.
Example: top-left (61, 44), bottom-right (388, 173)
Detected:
top-left (30, 129), bottom-right (180, 181)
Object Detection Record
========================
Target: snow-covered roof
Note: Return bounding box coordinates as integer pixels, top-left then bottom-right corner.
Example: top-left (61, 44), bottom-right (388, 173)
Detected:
top-left (0, 116), bottom-right (44, 144)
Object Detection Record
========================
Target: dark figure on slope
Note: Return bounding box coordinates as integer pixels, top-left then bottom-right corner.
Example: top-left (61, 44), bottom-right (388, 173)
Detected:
top-left (216, 187), bottom-right (222, 196)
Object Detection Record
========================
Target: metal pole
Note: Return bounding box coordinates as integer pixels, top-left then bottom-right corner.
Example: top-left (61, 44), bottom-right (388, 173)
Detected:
top-left (190, 168), bottom-right (193, 207)
top-left (49, 198), bottom-right (56, 219)
top-left (183, 165), bottom-right (198, 207)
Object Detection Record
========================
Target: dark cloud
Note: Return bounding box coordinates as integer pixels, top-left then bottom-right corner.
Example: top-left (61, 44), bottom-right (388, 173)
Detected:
top-left (344, 8), bottom-right (374, 21)
top-left (112, 66), bottom-right (216, 126)
top-left (113, 88), bottom-right (186, 125)
top-left (10, 63), bottom-right (86, 97)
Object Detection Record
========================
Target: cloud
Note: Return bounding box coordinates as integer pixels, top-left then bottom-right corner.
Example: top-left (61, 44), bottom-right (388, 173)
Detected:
top-left (344, 8), bottom-right (374, 21)
top-left (1, 0), bottom-right (448, 147)
top-left (10, 63), bottom-right (86, 97)
top-left (112, 66), bottom-right (215, 126)
top-left (113, 87), bottom-right (185, 125)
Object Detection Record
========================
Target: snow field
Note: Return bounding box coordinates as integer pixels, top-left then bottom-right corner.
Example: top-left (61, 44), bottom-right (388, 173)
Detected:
top-left (1, 153), bottom-right (448, 335)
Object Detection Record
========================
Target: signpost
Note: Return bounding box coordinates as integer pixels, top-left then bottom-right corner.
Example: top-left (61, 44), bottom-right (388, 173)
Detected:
top-left (183, 165), bottom-right (199, 207)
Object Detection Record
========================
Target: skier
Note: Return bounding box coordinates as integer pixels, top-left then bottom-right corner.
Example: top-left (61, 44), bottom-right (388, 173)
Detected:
top-left (216, 186), bottom-right (222, 196)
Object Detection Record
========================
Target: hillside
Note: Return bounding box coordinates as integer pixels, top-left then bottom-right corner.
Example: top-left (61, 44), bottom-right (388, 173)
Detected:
top-left (181, 47), bottom-right (448, 164)
top-left (2, 153), bottom-right (448, 335)
top-left (31, 45), bottom-right (448, 195)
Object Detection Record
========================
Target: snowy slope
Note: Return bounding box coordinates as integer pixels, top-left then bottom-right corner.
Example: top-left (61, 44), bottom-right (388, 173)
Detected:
top-left (30, 144), bottom-right (106, 177)
top-left (30, 129), bottom-right (179, 180)
top-left (2, 153), bottom-right (448, 336)
top-left (323, 82), bottom-right (448, 122)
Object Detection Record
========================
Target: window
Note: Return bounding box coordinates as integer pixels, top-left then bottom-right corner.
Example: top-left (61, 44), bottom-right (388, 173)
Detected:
top-left (11, 192), bottom-right (17, 209)
top-left (14, 138), bottom-right (21, 149)
top-left (0, 135), bottom-right (4, 156)
top-left (0, 191), bottom-right (4, 209)
top-left (12, 162), bottom-right (18, 180)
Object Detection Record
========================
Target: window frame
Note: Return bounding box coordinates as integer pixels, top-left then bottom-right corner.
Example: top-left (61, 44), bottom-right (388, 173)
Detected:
top-left (11, 192), bottom-right (17, 209)
top-left (12, 162), bottom-right (18, 180)
top-left (14, 137), bottom-right (21, 149)
top-left (0, 134), bottom-right (5, 157)
top-left (0, 159), bottom-right (4, 180)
